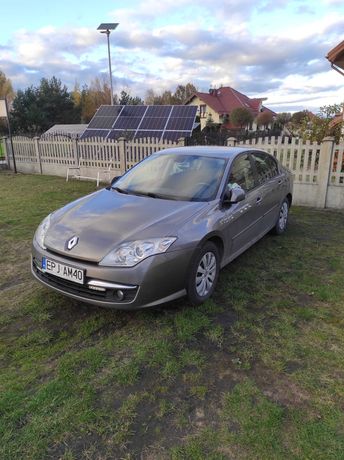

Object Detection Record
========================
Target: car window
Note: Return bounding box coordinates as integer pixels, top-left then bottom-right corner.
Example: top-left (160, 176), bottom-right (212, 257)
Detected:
top-left (116, 153), bottom-right (227, 201)
top-left (228, 154), bottom-right (256, 192)
top-left (251, 151), bottom-right (279, 185)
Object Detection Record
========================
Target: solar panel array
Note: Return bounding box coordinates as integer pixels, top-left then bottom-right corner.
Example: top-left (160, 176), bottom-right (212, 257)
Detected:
top-left (80, 105), bottom-right (197, 141)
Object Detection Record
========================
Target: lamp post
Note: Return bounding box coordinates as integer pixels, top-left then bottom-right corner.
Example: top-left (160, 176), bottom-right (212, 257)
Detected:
top-left (97, 23), bottom-right (119, 105)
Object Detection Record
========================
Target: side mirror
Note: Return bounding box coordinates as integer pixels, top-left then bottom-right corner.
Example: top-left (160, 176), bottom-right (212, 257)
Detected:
top-left (230, 186), bottom-right (246, 203)
top-left (111, 176), bottom-right (122, 186)
top-left (223, 185), bottom-right (246, 204)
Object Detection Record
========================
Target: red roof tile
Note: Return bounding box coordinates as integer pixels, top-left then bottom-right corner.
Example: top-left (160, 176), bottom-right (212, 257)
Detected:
top-left (187, 87), bottom-right (276, 117)
top-left (327, 40), bottom-right (344, 71)
top-left (329, 113), bottom-right (343, 129)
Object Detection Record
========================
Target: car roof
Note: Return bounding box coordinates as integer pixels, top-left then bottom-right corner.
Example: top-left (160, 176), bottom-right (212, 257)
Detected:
top-left (156, 146), bottom-right (263, 159)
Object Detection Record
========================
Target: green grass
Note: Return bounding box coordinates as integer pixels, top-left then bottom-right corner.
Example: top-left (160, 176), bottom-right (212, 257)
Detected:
top-left (1, 171), bottom-right (344, 459)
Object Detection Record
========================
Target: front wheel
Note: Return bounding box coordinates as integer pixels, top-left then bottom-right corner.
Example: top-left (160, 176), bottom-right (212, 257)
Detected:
top-left (187, 242), bottom-right (220, 305)
top-left (272, 198), bottom-right (289, 235)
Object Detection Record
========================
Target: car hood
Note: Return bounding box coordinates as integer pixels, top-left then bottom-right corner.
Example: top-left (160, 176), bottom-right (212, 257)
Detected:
top-left (44, 189), bottom-right (207, 262)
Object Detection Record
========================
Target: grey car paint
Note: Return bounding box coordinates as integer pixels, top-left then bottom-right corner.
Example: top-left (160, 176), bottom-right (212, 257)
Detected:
top-left (31, 146), bottom-right (293, 309)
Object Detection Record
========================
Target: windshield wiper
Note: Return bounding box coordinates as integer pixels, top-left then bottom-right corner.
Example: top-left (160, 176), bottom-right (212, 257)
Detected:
top-left (129, 191), bottom-right (160, 198)
top-left (112, 186), bottom-right (128, 194)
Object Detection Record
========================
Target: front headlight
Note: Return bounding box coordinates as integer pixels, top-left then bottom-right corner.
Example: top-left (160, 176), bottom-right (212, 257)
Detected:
top-left (99, 237), bottom-right (177, 267)
top-left (34, 214), bottom-right (51, 249)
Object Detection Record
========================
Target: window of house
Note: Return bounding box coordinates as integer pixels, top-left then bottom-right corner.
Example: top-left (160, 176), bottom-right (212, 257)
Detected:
top-left (200, 104), bottom-right (206, 118)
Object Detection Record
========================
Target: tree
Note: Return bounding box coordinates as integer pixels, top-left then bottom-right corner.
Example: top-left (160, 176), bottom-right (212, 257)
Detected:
top-left (274, 112), bottom-right (291, 131)
top-left (118, 90), bottom-right (143, 105)
top-left (72, 76), bottom-right (114, 123)
top-left (255, 111), bottom-right (274, 128)
top-left (173, 83), bottom-right (197, 104)
top-left (230, 107), bottom-right (253, 129)
top-left (298, 103), bottom-right (343, 143)
top-left (0, 71), bottom-right (15, 102)
top-left (290, 110), bottom-right (310, 125)
top-left (145, 89), bottom-right (175, 105)
top-left (144, 83), bottom-right (197, 105)
top-left (11, 77), bottom-right (80, 135)
top-left (0, 71), bottom-right (15, 135)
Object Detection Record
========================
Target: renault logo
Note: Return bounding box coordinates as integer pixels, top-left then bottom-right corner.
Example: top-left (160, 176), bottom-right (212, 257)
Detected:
top-left (67, 236), bottom-right (79, 250)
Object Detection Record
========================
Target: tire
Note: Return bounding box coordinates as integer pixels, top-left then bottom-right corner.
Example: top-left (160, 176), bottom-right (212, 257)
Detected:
top-left (187, 241), bottom-right (220, 305)
top-left (272, 198), bottom-right (289, 235)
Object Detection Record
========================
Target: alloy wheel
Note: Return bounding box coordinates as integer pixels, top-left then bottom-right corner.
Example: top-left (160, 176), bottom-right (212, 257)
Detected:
top-left (195, 251), bottom-right (217, 297)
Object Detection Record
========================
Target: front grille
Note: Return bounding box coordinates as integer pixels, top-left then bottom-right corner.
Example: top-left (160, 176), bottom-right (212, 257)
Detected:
top-left (32, 259), bottom-right (138, 303)
top-left (45, 248), bottom-right (98, 265)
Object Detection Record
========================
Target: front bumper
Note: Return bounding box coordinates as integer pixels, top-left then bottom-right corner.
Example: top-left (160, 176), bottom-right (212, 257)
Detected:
top-left (31, 240), bottom-right (194, 309)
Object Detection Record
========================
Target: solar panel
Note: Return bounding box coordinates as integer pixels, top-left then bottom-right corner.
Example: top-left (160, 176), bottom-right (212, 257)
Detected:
top-left (163, 131), bottom-right (191, 141)
top-left (170, 106), bottom-right (197, 117)
top-left (96, 106), bottom-right (123, 117)
top-left (81, 129), bottom-right (110, 139)
top-left (121, 105), bottom-right (147, 117)
top-left (165, 117), bottom-right (194, 130)
top-left (88, 117), bottom-right (116, 129)
top-left (139, 117), bottom-right (167, 130)
top-left (80, 105), bottom-right (197, 141)
top-left (145, 106), bottom-right (171, 117)
top-left (113, 117), bottom-right (142, 129)
top-left (97, 23), bottom-right (119, 31)
top-left (107, 130), bottom-right (135, 140)
top-left (135, 130), bottom-right (163, 140)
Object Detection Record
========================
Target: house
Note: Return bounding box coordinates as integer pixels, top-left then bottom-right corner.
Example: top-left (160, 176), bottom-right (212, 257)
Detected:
top-left (185, 86), bottom-right (276, 131)
top-left (326, 40), bottom-right (344, 75)
top-left (326, 40), bottom-right (344, 134)
top-left (42, 124), bottom-right (88, 138)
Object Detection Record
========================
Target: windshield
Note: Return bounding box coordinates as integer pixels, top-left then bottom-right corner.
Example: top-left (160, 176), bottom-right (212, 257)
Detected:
top-left (114, 153), bottom-right (227, 201)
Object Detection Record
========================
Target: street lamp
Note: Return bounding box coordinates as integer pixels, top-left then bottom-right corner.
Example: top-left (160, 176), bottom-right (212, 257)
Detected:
top-left (97, 23), bottom-right (119, 105)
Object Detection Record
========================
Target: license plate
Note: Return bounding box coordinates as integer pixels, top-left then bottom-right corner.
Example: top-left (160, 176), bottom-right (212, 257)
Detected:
top-left (42, 257), bottom-right (84, 285)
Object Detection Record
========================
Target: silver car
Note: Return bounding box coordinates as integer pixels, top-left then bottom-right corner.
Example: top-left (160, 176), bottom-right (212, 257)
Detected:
top-left (31, 146), bottom-right (293, 309)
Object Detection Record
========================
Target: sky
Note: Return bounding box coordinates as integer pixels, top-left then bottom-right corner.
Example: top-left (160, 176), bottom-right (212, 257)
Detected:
top-left (1, 0), bottom-right (344, 113)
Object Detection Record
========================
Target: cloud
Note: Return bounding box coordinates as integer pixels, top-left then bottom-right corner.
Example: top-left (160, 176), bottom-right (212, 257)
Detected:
top-left (12, 26), bottom-right (102, 66)
top-left (0, 0), bottom-right (343, 112)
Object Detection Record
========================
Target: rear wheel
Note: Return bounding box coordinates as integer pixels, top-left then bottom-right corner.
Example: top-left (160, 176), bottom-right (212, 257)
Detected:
top-left (272, 198), bottom-right (289, 235)
top-left (187, 242), bottom-right (220, 305)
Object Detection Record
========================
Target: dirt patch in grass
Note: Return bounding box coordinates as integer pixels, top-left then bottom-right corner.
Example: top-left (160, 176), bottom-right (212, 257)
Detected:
top-left (252, 364), bottom-right (311, 408)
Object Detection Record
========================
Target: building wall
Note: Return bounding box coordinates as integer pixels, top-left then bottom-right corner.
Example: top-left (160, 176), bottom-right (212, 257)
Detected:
top-left (187, 96), bottom-right (221, 130)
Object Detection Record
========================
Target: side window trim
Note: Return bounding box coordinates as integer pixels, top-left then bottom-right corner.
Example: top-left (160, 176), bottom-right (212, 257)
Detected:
top-left (225, 152), bottom-right (257, 194)
top-left (249, 150), bottom-right (279, 185)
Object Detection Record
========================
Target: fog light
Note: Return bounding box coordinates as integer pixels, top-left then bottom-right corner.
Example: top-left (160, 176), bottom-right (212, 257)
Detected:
top-left (116, 290), bottom-right (125, 300)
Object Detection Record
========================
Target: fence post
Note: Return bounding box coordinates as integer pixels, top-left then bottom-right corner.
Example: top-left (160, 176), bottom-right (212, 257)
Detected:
top-left (317, 136), bottom-right (335, 208)
top-left (33, 136), bottom-right (42, 174)
top-left (72, 137), bottom-right (79, 165)
top-left (5, 136), bottom-right (13, 170)
top-left (227, 137), bottom-right (237, 147)
top-left (118, 137), bottom-right (127, 174)
top-left (177, 137), bottom-right (185, 147)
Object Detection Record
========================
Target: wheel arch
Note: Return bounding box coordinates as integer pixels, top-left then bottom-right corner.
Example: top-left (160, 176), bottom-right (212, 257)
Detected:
top-left (197, 232), bottom-right (224, 263)
top-left (286, 193), bottom-right (292, 207)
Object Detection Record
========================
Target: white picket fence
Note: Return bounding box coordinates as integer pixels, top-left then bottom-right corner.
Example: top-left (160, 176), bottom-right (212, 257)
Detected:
top-left (1, 134), bottom-right (344, 209)
top-left (228, 136), bottom-right (344, 208)
top-left (2, 135), bottom-right (180, 179)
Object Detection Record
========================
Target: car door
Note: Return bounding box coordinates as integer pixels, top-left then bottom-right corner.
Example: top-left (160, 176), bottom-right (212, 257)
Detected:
top-left (221, 153), bottom-right (263, 260)
top-left (250, 151), bottom-right (285, 231)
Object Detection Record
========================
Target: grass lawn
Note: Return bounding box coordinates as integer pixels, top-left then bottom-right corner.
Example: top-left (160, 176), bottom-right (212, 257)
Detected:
top-left (1, 171), bottom-right (344, 459)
